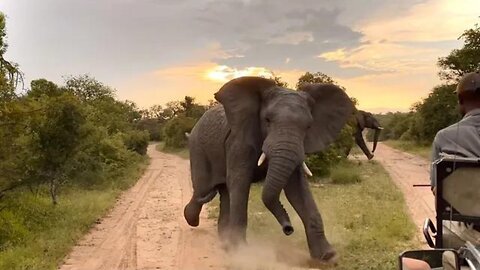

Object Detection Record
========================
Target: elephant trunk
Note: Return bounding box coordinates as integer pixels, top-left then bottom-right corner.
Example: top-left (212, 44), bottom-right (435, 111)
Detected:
top-left (372, 128), bottom-right (382, 153)
top-left (355, 130), bottom-right (374, 160)
top-left (262, 153), bottom-right (298, 236)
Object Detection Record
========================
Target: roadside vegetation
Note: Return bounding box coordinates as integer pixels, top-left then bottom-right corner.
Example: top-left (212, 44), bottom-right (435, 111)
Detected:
top-left (366, 22), bottom-right (480, 156)
top-left (0, 13), bottom-right (149, 269)
top-left (384, 140), bottom-right (431, 160)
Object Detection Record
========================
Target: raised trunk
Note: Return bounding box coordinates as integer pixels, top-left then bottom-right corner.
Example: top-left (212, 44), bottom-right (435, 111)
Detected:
top-left (354, 130), bottom-right (374, 160)
top-left (262, 156), bottom-right (296, 235)
top-left (372, 128), bottom-right (381, 153)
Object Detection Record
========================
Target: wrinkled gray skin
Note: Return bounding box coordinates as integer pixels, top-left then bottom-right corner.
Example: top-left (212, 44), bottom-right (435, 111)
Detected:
top-left (351, 110), bottom-right (383, 160)
top-left (183, 77), bottom-right (354, 263)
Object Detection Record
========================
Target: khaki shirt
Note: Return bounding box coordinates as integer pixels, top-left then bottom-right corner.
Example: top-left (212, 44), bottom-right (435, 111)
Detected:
top-left (431, 108), bottom-right (480, 187)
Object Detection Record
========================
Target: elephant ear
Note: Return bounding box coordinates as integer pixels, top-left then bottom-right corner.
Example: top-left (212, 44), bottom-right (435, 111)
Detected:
top-left (214, 76), bottom-right (277, 135)
top-left (299, 84), bottom-right (355, 154)
top-left (355, 110), bottom-right (366, 130)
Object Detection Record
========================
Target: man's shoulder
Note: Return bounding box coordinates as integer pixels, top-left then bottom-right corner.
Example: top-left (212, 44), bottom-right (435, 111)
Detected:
top-left (434, 123), bottom-right (459, 141)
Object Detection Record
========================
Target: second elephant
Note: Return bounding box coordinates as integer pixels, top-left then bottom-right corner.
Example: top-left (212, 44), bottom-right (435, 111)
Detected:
top-left (350, 110), bottom-right (383, 160)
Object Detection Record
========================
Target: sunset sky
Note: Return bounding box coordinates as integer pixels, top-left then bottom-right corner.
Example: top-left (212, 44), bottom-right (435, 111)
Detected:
top-left (0, 0), bottom-right (478, 112)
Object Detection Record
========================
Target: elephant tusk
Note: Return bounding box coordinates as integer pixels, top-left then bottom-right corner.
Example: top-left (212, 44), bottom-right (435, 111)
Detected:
top-left (377, 127), bottom-right (384, 130)
top-left (302, 162), bottom-right (313, 177)
top-left (257, 152), bottom-right (266, 166)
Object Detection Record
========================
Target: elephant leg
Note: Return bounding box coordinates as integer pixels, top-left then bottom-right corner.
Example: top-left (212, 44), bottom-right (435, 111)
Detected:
top-left (284, 170), bottom-right (337, 264)
top-left (226, 175), bottom-right (251, 246)
top-left (184, 150), bottom-right (216, 227)
top-left (217, 184), bottom-right (230, 239)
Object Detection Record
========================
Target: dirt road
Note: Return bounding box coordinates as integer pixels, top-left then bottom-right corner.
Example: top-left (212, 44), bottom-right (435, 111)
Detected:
top-left (59, 142), bottom-right (435, 269)
top-left (368, 143), bottom-right (435, 244)
top-left (59, 144), bottom-right (226, 270)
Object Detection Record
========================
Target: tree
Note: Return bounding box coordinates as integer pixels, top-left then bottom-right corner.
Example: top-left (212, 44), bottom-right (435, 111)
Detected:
top-left (296, 72), bottom-right (336, 89)
top-left (271, 73), bottom-right (289, 87)
top-left (149, 104), bottom-right (164, 119)
top-left (163, 116), bottom-right (196, 148)
top-left (0, 13), bottom-right (22, 101)
top-left (31, 93), bottom-right (85, 204)
top-left (64, 74), bottom-right (114, 101)
top-left (438, 22), bottom-right (480, 82)
top-left (406, 85), bottom-right (460, 143)
top-left (28, 79), bottom-right (62, 98)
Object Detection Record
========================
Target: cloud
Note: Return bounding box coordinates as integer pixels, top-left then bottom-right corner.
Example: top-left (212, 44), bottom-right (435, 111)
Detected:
top-left (118, 61), bottom-right (305, 108)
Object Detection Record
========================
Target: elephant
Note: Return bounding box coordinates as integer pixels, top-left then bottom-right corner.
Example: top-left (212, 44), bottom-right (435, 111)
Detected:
top-left (183, 76), bottom-right (355, 264)
top-left (349, 110), bottom-right (383, 160)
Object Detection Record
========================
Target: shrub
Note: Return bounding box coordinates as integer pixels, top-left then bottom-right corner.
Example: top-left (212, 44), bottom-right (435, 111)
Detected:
top-left (305, 123), bottom-right (355, 177)
top-left (122, 130), bottom-right (149, 155)
top-left (162, 116), bottom-right (196, 149)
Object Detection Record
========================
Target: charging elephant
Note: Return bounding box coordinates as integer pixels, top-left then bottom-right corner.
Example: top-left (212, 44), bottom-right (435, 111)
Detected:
top-left (183, 77), bottom-right (354, 264)
top-left (349, 110), bottom-right (383, 160)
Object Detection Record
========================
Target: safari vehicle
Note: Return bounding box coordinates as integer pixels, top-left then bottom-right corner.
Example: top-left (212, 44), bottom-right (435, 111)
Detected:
top-left (399, 156), bottom-right (480, 270)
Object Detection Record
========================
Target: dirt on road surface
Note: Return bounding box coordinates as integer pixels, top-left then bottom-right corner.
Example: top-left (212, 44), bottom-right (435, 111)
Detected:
top-left (59, 144), bottom-right (226, 270)
top-left (366, 143), bottom-right (435, 245)
top-left (59, 142), bottom-right (435, 269)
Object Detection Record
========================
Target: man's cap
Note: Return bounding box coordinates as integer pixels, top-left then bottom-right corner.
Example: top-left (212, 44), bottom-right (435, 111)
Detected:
top-left (456, 71), bottom-right (480, 94)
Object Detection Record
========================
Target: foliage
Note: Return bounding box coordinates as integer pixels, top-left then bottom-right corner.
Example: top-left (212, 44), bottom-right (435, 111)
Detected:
top-left (136, 96), bottom-right (207, 142)
top-left (296, 71), bottom-right (336, 89)
top-left (306, 118), bottom-right (355, 177)
top-left (372, 85), bottom-right (461, 145)
top-left (122, 130), bottom-right (149, 155)
top-left (438, 22), bottom-right (480, 82)
top-left (408, 84), bottom-right (461, 142)
top-left (0, 13), bottom-right (22, 90)
top-left (163, 115), bottom-right (196, 149)
top-left (384, 140), bottom-right (431, 160)
top-left (271, 73), bottom-right (289, 87)
top-left (0, 159), bottom-right (147, 270)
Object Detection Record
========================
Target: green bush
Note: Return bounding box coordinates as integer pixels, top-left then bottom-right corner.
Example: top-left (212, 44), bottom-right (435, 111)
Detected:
top-left (163, 116), bottom-right (196, 149)
top-left (122, 130), bottom-right (149, 155)
top-left (305, 123), bottom-right (355, 177)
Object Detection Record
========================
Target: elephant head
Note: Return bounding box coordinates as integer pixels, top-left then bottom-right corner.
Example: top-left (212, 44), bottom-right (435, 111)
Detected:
top-left (214, 77), bottom-right (354, 235)
top-left (354, 110), bottom-right (383, 159)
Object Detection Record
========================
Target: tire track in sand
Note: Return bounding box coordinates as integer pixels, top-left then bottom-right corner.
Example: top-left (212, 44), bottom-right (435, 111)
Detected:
top-left (59, 144), bottom-right (225, 270)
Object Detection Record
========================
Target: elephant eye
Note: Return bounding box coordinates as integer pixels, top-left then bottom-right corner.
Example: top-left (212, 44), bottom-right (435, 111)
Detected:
top-left (265, 117), bottom-right (271, 123)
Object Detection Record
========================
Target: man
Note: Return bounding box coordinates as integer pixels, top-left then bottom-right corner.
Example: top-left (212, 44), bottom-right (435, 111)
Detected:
top-left (431, 71), bottom-right (480, 269)
top-left (404, 71), bottom-right (480, 270)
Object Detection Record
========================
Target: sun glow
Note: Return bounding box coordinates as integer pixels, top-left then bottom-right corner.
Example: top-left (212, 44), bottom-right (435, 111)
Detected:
top-left (206, 65), bottom-right (274, 83)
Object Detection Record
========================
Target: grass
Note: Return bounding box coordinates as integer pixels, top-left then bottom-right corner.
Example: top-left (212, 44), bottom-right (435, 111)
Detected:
top-left (155, 142), bottom-right (190, 159)
top-left (208, 160), bottom-right (419, 270)
top-left (330, 161), bottom-right (363, 184)
top-left (0, 158), bottom-right (148, 270)
top-left (384, 140), bottom-right (431, 160)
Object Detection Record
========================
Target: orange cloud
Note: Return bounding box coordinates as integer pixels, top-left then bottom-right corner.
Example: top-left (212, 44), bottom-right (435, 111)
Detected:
top-left (118, 63), bottom-right (304, 108)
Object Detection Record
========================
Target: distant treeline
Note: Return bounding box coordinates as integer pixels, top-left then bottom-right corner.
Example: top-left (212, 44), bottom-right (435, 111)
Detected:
top-left (367, 21), bottom-right (479, 145)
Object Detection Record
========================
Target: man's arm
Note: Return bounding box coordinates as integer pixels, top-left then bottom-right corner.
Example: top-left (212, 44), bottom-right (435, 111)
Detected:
top-left (430, 134), bottom-right (442, 193)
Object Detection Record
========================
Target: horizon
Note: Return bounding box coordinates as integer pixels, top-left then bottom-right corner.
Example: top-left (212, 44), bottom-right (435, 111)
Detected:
top-left (0, 0), bottom-right (478, 113)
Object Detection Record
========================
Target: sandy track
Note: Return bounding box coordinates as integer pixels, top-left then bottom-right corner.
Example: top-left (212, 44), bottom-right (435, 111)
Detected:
top-left (59, 144), bottom-right (225, 270)
top-left (368, 143), bottom-right (435, 245)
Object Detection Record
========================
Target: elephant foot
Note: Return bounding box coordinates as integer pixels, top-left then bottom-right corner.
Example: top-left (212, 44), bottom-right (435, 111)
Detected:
top-left (309, 249), bottom-right (338, 268)
top-left (183, 201), bottom-right (202, 227)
